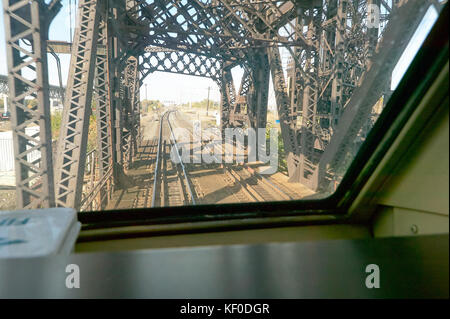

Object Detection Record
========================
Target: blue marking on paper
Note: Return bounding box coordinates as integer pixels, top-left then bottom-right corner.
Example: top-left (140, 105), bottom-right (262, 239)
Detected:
top-left (0, 237), bottom-right (27, 246)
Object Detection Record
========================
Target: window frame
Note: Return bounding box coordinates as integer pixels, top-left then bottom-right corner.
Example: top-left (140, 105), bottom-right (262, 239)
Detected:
top-left (78, 4), bottom-right (449, 232)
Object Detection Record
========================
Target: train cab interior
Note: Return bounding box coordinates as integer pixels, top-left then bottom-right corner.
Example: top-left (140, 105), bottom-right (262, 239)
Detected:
top-left (0, 0), bottom-right (448, 299)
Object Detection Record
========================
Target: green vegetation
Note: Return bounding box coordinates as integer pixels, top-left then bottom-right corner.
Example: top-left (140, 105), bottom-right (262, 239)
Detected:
top-left (87, 112), bottom-right (97, 153)
top-left (141, 99), bottom-right (163, 112)
top-left (51, 107), bottom-right (97, 153)
top-left (51, 111), bottom-right (62, 140)
top-left (181, 99), bottom-right (220, 110)
top-left (26, 99), bottom-right (37, 109)
top-left (266, 121), bottom-right (288, 175)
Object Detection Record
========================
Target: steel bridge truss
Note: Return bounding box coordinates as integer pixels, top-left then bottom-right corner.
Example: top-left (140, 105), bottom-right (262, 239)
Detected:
top-left (2, 0), bottom-right (442, 210)
top-left (2, 0), bottom-right (61, 208)
top-left (0, 74), bottom-right (64, 100)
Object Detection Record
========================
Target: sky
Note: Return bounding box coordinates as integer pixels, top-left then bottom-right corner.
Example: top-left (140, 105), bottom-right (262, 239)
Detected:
top-left (390, 5), bottom-right (439, 90)
top-left (0, 0), bottom-right (441, 104)
top-left (0, 0), bottom-right (271, 105)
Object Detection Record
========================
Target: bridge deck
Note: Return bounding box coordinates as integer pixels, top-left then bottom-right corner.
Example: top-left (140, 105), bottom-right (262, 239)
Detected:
top-left (105, 110), bottom-right (315, 211)
top-left (106, 139), bottom-right (158, 210)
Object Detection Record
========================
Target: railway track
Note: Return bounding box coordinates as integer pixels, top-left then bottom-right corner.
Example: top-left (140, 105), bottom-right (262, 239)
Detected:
top-left (105, 138), bottom-right (159, 210)
top-left (108, 109), bottom-right (299, 209)
top-left (223, 165), bottom-right (288, 203)
top-left (151, 111), bottom-right (197, 207)
top-left (171, 111), bottom-right (292, 204)
top-left (132, 138), bottom-right (159, 208)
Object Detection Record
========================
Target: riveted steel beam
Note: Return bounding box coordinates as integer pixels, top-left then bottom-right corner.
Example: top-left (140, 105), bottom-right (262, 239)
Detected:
top-left (139, 51), bottom-right (222, 84)
top-left (2, 0), bottom-right (61, 209)
top-left (93, 16), bottom-right (113, 209)
top-left (247, 50), bottom-right (270, 131)
top-left (122, 56), bottom-right (139, 170)
top-left (54, 0), bottom-right (100, 209)
top-left (316, 0), bottom-right (435, 191)
top-left (219, 66), bottom-right (237, 135)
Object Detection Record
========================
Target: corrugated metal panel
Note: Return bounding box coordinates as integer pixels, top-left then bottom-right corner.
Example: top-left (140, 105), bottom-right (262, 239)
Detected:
top-left (0, 131), bottom-right (14, 172)
top-left (0, 127), bottom-right (41, 172)
top-left (25, 126), bottom-right (41, 165)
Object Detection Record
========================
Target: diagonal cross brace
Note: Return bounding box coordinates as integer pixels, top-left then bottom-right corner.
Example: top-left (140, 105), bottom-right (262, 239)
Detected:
top-left (54, 0), bottom-right (101, 209)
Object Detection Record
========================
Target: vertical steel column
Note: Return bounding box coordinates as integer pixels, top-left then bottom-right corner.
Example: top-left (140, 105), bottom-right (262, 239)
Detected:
top-left (122, 56), bottom-right (138, 169)
top-left (366, 0), bottom-right (381, 63)
top-left (107, 1), bottom-right (126, 184)
top-left (2, 0), bottom-right (59, 209)
top-left (229, 68), bottom-right (250, 127)
top-left (54, 0), bottom-right (100, 208)
top-left (125, 0), bottom-right (141, 154)
top-left (329, 0), bottom-right (346, 132)
top-left (247, 51), bottom-right (270, 130)
top-left (219, 67), bottom-right (236, 136)
top-left (94, 16), bottom-right (113, 209)
top-left (359, 0), bottom-right (382, 140)
top-left (134, 83), bottom-right (141, 154)
top-left (131, 59), bottom-right (141, 157)
top-left (297, 5), bottom-right (322, 189)
top-left (268, 46), bottom-right (301, 177)
top-left (247, 51), bottom-right (270, 160)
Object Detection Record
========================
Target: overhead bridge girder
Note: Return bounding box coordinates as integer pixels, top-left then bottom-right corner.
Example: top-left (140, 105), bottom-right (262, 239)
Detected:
top-left (2, 0), bottom-right (61, 209)
top-left (139, 51), bottom-right (222, 83)
top-left (2, 0), bottom-right (441, 210)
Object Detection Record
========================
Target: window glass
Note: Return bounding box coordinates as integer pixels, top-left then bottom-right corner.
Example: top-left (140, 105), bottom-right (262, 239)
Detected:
top-left (0, 0), bottom-right (445, 212)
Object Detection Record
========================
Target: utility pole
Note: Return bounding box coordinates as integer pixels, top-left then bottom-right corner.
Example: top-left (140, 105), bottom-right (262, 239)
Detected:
top-left (2, 95), bottom-right (7, 113)
top-left (206, 86), bottom-right (210, 116)
top-left (145, 83), bottom-right (148, 112)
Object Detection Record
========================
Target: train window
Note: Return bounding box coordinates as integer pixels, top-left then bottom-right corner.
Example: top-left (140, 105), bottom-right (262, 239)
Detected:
top-left (0, 1), bottom-right (447, 221)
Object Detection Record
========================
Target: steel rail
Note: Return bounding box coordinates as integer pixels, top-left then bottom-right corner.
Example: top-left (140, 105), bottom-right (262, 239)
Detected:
top-left (246, 166), bottom-right (293, 201)
top-left (167, 111), bottom-right (197, 205)
top-left (174, 110), bottom-right (290, 203)
top-left (79, 166), bottom-right (113, 211)
top-left (151, 111), bottom-right (167, 207)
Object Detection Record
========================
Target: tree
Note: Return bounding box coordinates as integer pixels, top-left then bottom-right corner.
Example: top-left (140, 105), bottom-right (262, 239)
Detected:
top-left (51, 111), bottom-right (62, 140)
top-left (190, 99), bottom-right (219, 109)
top-left (26, 99), bottom-right (37, 109)
top-left (141, 99), bottom-right (163, 112)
